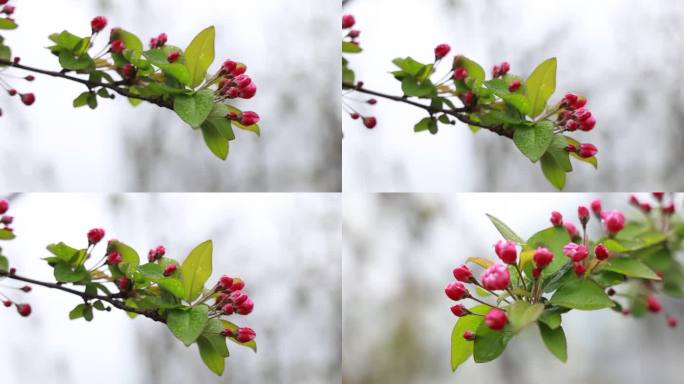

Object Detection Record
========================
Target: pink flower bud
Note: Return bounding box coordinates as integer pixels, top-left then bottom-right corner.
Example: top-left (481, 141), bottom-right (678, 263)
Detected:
top-left (573, 262), bottom-right (586, 277)
top-left (16, 303), bottom-right (31, 317)
top-left (462, 90), bottom-right (474, 106)
top-left (157, 33), bottom-right (168, 46)
top-left (106, 251), bottom-right (122, 265)
top-left (452, 264), bottom-right (473, 282)
top-left (563, 243), bottom-right (588, 262)
top-left (121, 64), bottom-right (135, 78)
top-left (232, 280), bottom-right (245, 291)
top-left (237, 298), bottom-right (254, 315)
top-left (533, 247), bottom-right (554, 269)
top-left (0, 199), bottom-right (8, 214)
top-left (571, 97), bottom-right (587, 110)
top-left (463, 330), bottom-right (475, 340)
top-left (602, 210), bottom-right (625, 235)
top-left (163, 264), bottom-right (177, 277)
top-left (219, 275), bottom-right (234, 290)
top-left (167, 51), bottom-right (180, 63)
top-left (594, 243), bottom-right (610, 261)
top-left (484, 308), bottom-right (507, 330)
top-left (233, 74), bottom-right (252, 89)
top-left (445, 281), bottom-right (469, 301)
top-left (492, 65), bottom-right (501, 78)
top-left (20, 285), bottom-right (31, 293)
top-left (580, 116), bottom-right (596, 131)
top-left (222, 303), bottom-right (234, 315)
top-left (481, 263), bottom-right (510, 291)
top-left (3, 300), bottom-right (11, 307)
top-left (532, 267), bottom-right (541, 279)
top-left (578, 143), bottom-right (598, 158)
top-left (155, 245), bottom-right (166, 258)
top-left (363, 116), bottom-right (377, 129)
top-left (434, 44), bottom-right (451, 60)
top-left (238, 82), bottom-right (257, 99)
top-left (348, 30), bottom-right (360, 38)
top-left (2, 5), bottom-right (15, 15)
top-left (578, 205), bottom-right (590, 225)
top-left (236, 327), bottom-right (256, 342)
top-left (230, 290), bottom-right (248, 305)
top-left (663, 202), bottom-right (675, 215)
top-left (667, 315), bottom-right (678, 328)
top-left (342, 14), bottom-right (356, 29)
top-left (453, 67), bottom-right (468, 81)
top-left (20, 93), bottom-right (36, 106)
top-left (240, 111), bottom-right (260, 126)
top-left (563, 93), bottom-right (578, 105)
top-left (500, 62), bottom-right (510, 74)
top-left (111, 39), bottom-right (126, 53)
top-left (629, 194), bottom-right (640, 206)
top-left (574, 108), bottom-right (591, 121)
top-left (508, 80), bottom-right (522, 92)
top-left (450, 304), bottom-right (469, 317)
top-left (652, 192), bottom-right (665, 201)
top-left (117, 276), bottom-right (130, 290)
top-left (550, 211), bottom-right (563, 227)
top-left (91, 16), bottom-right (108, 33)
top-left (87, 228), bottom-right (105, 244)
top-left (494, 240), bottom-right (517, 264)
top-left (640, 203), bottom-right (652, 213)
top-left (591, 199), bottom-right (602, 216)
top-left (646, 295), bottom-right (662, 313)
top-left (1, 215), bottom-right (13, 225)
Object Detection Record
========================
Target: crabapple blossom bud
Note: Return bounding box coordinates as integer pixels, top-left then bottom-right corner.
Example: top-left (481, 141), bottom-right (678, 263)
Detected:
top-left (232, 280), bottom-right (245, 291)
top-left (239, 83), bottom-right (257, 99)
top-left (445, 281), bottom-right (469, 301)
top-left (0, 199), bottom-right (8, 214)
top-left (221, 328), bottom-right (235, 337)
top-left (87, 228), bottom-right (105, 244)
top-left (622, 308), bottom-right (630, 316)
top-left (237, 298), bottom-right (254, 315)
top-left (157, 33), bottom-right (168, 46)
top-left (602, 210), bottom-right (625, 235)
top-left (1, 215), bottom-right (12, 225)
top-left (492, 65), bottom-right (501, 78)
top-left (367, 98), bottom-right (377, 105)
top-left (646, 295), bottom-right (662, 313)
top-left (565, 222), bottom-right (579, 239)
top-left (25, 75), bottom-right (35, 81)
top-left (508, 80), bottom-right (522, 92)
top-left (463, 330), bottom-right (475, 340)
top-left (91, 16), bottom-right (108, 33)
top-left (111, 39), bottom-right (126, 53)
top-left (640, 203), bottom-right (651, 213)
top-left (233, 74), bottom-right (252, 89)
top-left (578, 143), bottom-right (598, 158)
top-left (594, 243), bottom-right (610, 261)
top-left (667, 315), bottom-right (678, 328)
top-left (565, 119), bottom-right (579, 131)
top-left (117, 276), bottom-right (130, 290)
top-left (0, 0), bottom-right (9, 5)
top-left (2, 300), bottom-right (10, 307)
top-left (106, 251), bottom-right (122, 265)
top-left (9, 267), bottom-right (15, 275)
top-left (591, 199), bottom-right (602, 216)
top-left (342, 15), bottom-right (356, 29)
top-left (163, 264), bottom-right (177, 277)
top-left (652, 192), bottom-right (665, 201)
top-left (575, 108), bottom-right (591, 121)
top-left (563, 243), bottom-right (588, 262)
top-left (450, 304), bottom-right (469, 317)
top-left (573, 262), bottom-right (586, 277)
top-left (121, 64), bottom-right (135, 78)
top-left (494, 240), bottom-right (517, 264)
top-left (434, 44), bottom-right (451, 60)
top-left (533, 247), bottom-right (554, 269)
top-left (578, 205), bottom-right (590, 225)
top-left (363, 116), bottom-right (377, 129)
top-left (236, 327), bottom-right (256, 342)
top-left (17, 303), bottom-right (31, 317)
top-left (462, 90), bottom-right (474, 106)
top-left (484, 308), bottom-right (507, 330)
top-left (20, 286), bottom-right (31, 293)
top-left (563, 93), bottom-right (578, 105)
top-left (20, 93), bottom-right (36, 106)
top-left (219, 275), bottom-right (234, 290)
top-left (573, 97), bottom-right (587, 109)
top-left (350, 112), bottom-right (360, 120)
top-left (532, 267), bottom-right (542, 279)
top-left (240, 111), bottom-right (260, 126)
top-left (12, 57), bottom-right (20, 64)
top-left (663, 202), bottom-right (675, 215)
top-left (7, 89), bottom-right (16, 96)
top-left (452, 264), bottom-right (473, 282)
top-left (349, 30), bottom-right (360, 38)
top-left (481, 263), bottom-right (510, 291)
top-left (230, 290), bottom-right (248, 305)
top-left (147, 250), bottom-right (156, 263)
top-left (550, 211), bottom-right (563, 227)
top-left (453, 67), bottom-right (468, 81)
top-left (222, 303), bottom-right (234, 315)
top-left (2, 5), bottom-right (15, 15)
top-left (500, 62), bottom-right (510, 74)
top-left (167, 51), bottom-right (180, 63)
top-left (580, 116), bottom-right (596, 131)
top-left (629, 195), bottom-right (640, 206)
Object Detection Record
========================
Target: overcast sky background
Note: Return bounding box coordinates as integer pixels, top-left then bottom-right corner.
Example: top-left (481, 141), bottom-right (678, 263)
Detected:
top-left (0, 194), bottom-right (341, 384)
top-left (0, 0), bottom-right (340, 192)
top-left (343, 0), bottom-right (684, 192)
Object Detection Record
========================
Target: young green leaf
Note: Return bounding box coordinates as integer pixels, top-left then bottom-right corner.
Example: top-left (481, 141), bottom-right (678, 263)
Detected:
top-left (460, 56), bottom-right (485, 83)
top-left (196, 335), bottom-right (226, 376)
top-left (181, 240), bottom-right (213, 303)
top-left (473, 321), bottom-right (514, 363)
top-left (601, 257), bottom-right (660, 280)
top-left (538, 322), bottom-right (567, 362)
top-left (549, 279), bottom-right (615, 310)
top-left (167, 305), bottom-right (210, 346)
top-left (545, 135), bottom-right (573, 172)
top-left (174, 90), bottom-right (215, 128)
top-left (0, 229), bottom-right (15, 240)
top-left (450, 304), bottom-right (489, 371)
top-left (513, 121), bottom-right (554, 163)
top-left (485, 214), bottom-right (525, 244)
top-left (107, 240), bottom-right (140, 273)
top-left (342, 41), bottom-right (362, 53)
top-left (53, 262), bottom-right (89, 283)
top-left (508, 301), bottom-right (544, 333)
top-left (0, 18), bottom-right (18, 30)
top-left (525, 57), bottom-right (557, 117)
top-left (200, 120), bottom-right (229, 160)
top-left (537, 309), bottom-right (563, 329)
top-left (184, 26), bottom-right (216, 88)
top-left (540, 152), bottom-right (567, 190)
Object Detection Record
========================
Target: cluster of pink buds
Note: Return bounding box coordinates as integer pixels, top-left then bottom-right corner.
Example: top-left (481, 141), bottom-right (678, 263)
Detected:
top-left (343, 17), bottom-right (377, 129)
top-left (0, 199), bottom-right (12, 232)
top-left (149, 32), bottom-right (168, 49)
top-left (212, 275), bottom-right (256, 342)
top-left (342, 14), bottom-right (360, 46)
top-left (558, 93), bottom-right (596, 132)
top-left (629, 193), bottom-right (676, 216)
top-left (217, 60), bottom-right (257, 100)
top-left (147, 245), bottom-right (166, 262)
top-left (2, 300), bottom-right (31, 317)
top-left (491, 61), bottom-right (510, 78)
top-left (0, 198), bottom-right (31, 318)
top-left (0, 1), bottom-right (31, 117)
top-left (226, 110), bottom-right (260, 127)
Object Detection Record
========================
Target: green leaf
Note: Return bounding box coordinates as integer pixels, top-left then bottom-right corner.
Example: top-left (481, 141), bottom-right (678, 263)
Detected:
top-left (58, 51), bottom-right (94, 71)
top-left (184, 26), bottom-right (216, 88)
top-left (49, 30), bottom-right (82, 51)
top-left (203, 318), bottom-right (230, 357)
top-left (0, 229), bottom-right (15, 240)
top-left (549, 279), bottom-right (615, 310)
top-left (107, 240), bottom-right (140, 274)
top-left (485, 214), bottom-right (525, 243)
top-left (525, 57), bottom-right (557, 117)
top-left (508, 301), bottom-right (544, 333)
top-left (401, 77), bottom-right (434, 97)
top-left (115, 30), bottom-right (143, 64)
top-left (0, 45), bottom-right (11, 65)
top-left (167, 305), bottom-right (209, 346)
top-left (525, 226), bottom-right (571, 276)
top-left (392, 57), bottom-right (428, 77)
top-left (450, 305), bottom-right (488, 371)
top-left (0, 18), bottom-right (18, 30)
top-left (473, 321), bottom-right (513, 363)
top-left (204, 116), bottom-right (235, 141)
top-left (174, 90), bottom-right (214, 128)
top-left (545, 135), bottom-right (572, 172)
top-left (538, 323), bottom-right (567, 362)
top-left (601, 257), bottom-right (660, 280)
top-left (157, 278), bottom-right (185, 299)
top-left (414, 117), bottom-right (438, 134)
top-left (0, 255), bottom-right (8, 272)
top-left (54, 262), bottom-right (89, 283)
top-left (142, 50), bottom-right (192, 85)
top-left (461, 56), bottom-right (485, 83)
top-left (181, 240), bottom-right (213, 302)
top-left (197, 336), bottom-right (226, 376)
top-left (540, 152), bottom-right (566, 190)
top-left (501, 94), bottom-right (531, 115)
top-left (538, 309), bottom-right (562, 329)
top-left (342, 41), bottom-right (362, 53)
top-left (200, 120), bottom-right (229, 160)
top-left (513, 121), bottom-right (554, 163)
top-left (69, 304), bottom-right (87, 320)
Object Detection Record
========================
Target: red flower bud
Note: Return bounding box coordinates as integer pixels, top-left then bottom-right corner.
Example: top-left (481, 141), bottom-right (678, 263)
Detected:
top-left (550, 211), bottom-right (563, 227)
top-left (348, 30), bottom-right (360, 38)
top-left (237, 298), bottom-right (254, 315)
top-left (573, 262), bottom-right (586, 277)
top-left (87, 228), bottom-right (105, 244)
top-left (232, 280), bottom-right (245, 291)
top-left (481, 263), bottom-right (510, 291)
top-left (121, 64), bottom-right (135, 78)
top-left (462, 90), bottom-right (474, 106)
top-left (2, 300), bottom-right (11, 307)
top-left (219, 275), bottom-right (234, 290)
top-left (91, 16), bottom-right (108, 33)
top-left (106, 251), bottom-right (122, 265)
top-left (484, 308), bottom-right (507, 330)
top-left (532, 267), bottom-right (541, 280)
top-left (25, 75), bottom-right (35, 82)
top-left (563, 93), bottom-right (578, 105)
top-left (591, 199), bottom-right (602, 216)
top-left (646, 295), bottom-right (662, 313)
top-left (236, 327), bottom-right (256, 342)
top-left (450, 304), bottom-right (469, 317)
top-left (1, 215), bottom-right (12, 225)
top-left (350, 112), bottom-right (360, 120)
top-left (434, 44), bottom-right (451, 60)
top-left (157, 33), bottom-right (168, 47)
top-left (222, 303), bottom-right (234, 315)
top-left (602, 210), bottom-right (625, 235)
top-left (463, 330), bottom-right (475, 340)
top-left (652, 192), bottom-right (665, 201)
top-left (167, 51), bottom-right (180, 63)
top-left (2, 5), bottom-right (15, 15)
top-left (640, 203), bottom-right (652, 213)
top-left (240, 111), bottom-right (260, 126)
top-left (117, 276), bottom-right (130, 290)
top-left (110, 39), bottom-right (126, 53)
top-left (578, 205), bottom-right (590, 225)
top-left (629, 194), bottom-right (640, 206)
top-left (580, 116), bottom-right (596, 131)
top-left (452, 264), bottom-right (473, 282)
top-left (594, 243), bottom-right (610, 261)
top-left (163, 263), bottom-right (177, 277)
top-left (563, 243), bottom-right (588, 262)
top-left (578, 143), bottom-right (598, 158)
top-left (230, 290), bottom-right (248, 305)
top-left (500, 62), bottom-right (510, 74)
top-left (363, 116), bottom-right (377, 129)
top-left (0, 199), bottom-right (8, 214)
top-left (445, 281), bottom-right (469, 301)
top-left (494, 240), bottom-right (517, 264)
top-left (238, 83), bottom-right (257, 99)
top-left (342, 14), bottom-right (356, 29)
top-left (16, 303), bottom-right (31, 317)
top-left (508, 80), bottom-right (522, 92)
top-left (20, 285), bottom-right (31, 293)
top-left (667, 315), bottom-right (678, 328)
top-left (533, 247), bottom-right (554, 269)
top-left (155, 245), bottom-right (166, 258)
top-left (8, 88), bottom-right (16, 96)
top-left (663, 202), bottom-right (675, 215)
top-left (453, 67), bottom-right (468, 81)
top-left (20, 93), bottom-right (36, 106)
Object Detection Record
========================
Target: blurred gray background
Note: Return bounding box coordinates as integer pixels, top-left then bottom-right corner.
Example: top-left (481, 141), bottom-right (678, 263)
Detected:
top-left (0, 0), bottom-right (340, 191)
top-left (0, 194), bottom-right (341, 384)
top-left (343, 193), bottom-right (684, 384)
top-left (343, 0), bottom-right (684, 192)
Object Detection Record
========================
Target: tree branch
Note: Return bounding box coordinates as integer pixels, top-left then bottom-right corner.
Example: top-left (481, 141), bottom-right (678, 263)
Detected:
top-left (0, 59), bottom-right (173, 109)
top-left (0, 269), bottom-right (166, 323)
top-left (342, 82), bottom-right (513, 138)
